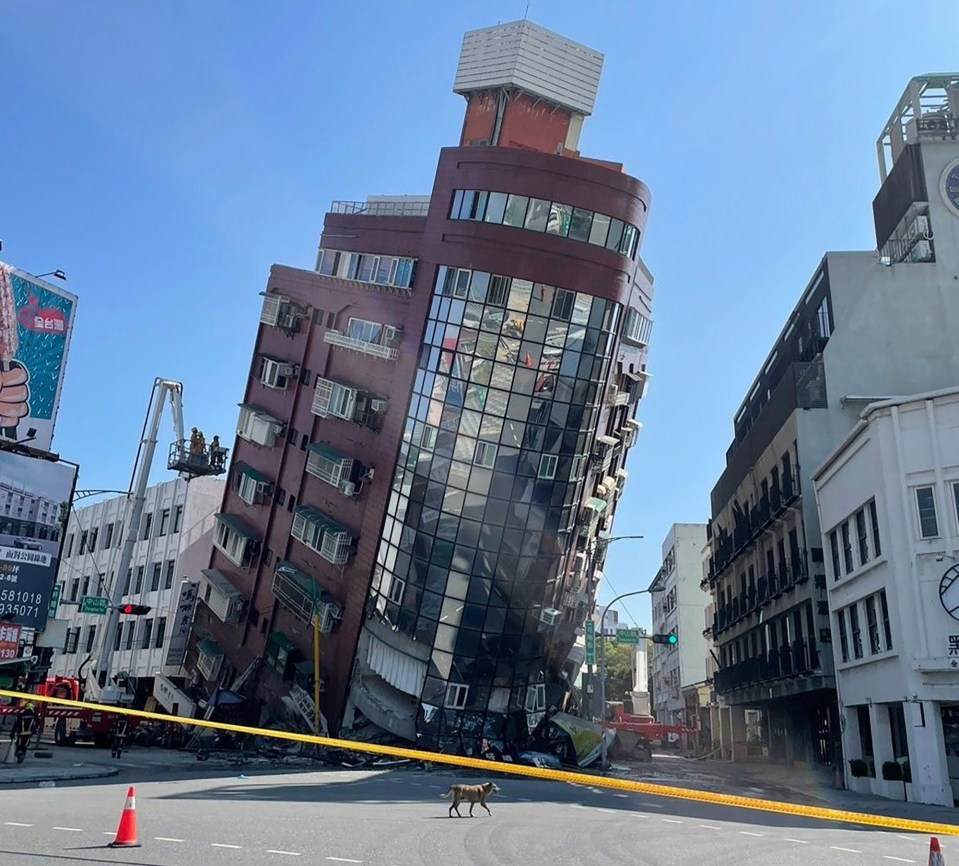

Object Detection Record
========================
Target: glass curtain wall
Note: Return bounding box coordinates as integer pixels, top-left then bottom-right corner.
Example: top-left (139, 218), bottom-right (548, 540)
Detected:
top-left (368, 264), bottom-right (621, 753)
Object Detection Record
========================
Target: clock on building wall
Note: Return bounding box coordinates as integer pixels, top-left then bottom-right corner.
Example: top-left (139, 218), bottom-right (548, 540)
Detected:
top-left (938, 564), bottom-right (959, 621)
top-left (939, 158), bottom-right (959, 218)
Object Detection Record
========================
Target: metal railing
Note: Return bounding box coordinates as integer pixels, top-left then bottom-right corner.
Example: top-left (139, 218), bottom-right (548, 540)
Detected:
top-left (330, 200), bottom-right (431, 218)
top-left (323, 330), bottom-right (399, 362)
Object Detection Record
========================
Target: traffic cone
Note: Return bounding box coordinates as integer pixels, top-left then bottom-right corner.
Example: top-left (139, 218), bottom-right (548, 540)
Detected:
top-left (108, 786), bottom-right (141, 848)
top-left (929, 837), bottom-right (945, 866)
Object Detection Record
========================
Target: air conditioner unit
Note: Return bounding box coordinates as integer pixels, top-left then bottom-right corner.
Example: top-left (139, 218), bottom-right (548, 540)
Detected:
top-left (340, 481), bottom-right (357, 498)
top-left (573, 552), bottom-right (586, 578)
top-left (540, 608), bottom-right (561, 626)
top-left (369, 399), bottom-right (389, 412)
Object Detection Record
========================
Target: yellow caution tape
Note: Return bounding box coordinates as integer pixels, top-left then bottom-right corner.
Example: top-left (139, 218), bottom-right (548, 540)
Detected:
top-left (2, 688), bottom-right (956, 835)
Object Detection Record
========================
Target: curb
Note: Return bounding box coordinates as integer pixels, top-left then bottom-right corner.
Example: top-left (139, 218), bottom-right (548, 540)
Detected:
top-left (0, 766), bottom-right (120, 785)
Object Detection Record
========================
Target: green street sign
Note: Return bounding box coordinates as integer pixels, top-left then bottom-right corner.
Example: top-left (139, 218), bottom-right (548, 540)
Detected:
top-left (47, 583), bottom-right (62, 619)
top-left (80, 596), bottom-right (110, 616)
top-left (615, 628), bottom-right (641, 646)
top-left (585, 619), bottom-right (596, 665)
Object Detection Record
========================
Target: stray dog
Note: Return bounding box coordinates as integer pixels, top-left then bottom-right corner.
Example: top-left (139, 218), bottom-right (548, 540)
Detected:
top-left (440, 781), bottom-right (501, 817)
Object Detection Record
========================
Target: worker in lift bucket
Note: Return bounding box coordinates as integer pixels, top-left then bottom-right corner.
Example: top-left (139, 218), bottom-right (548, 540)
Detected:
top-left (189, 427), bottom-right (206, 461)
top-left (210, 435), bottom-right (225, 471)
top-left (10, 701), bottom-right (36, 763)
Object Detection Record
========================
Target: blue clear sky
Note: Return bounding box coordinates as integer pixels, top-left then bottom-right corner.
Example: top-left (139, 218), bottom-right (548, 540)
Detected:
top-left (3, 1), bottom-right (956, 629)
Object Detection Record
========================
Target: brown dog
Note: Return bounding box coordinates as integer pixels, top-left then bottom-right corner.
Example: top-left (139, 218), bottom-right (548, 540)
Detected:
top-left (440, 781), bottom-right (501, 817)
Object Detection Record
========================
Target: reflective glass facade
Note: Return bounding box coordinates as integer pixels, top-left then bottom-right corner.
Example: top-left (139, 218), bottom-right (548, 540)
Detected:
top-left (367, 264), bottom-right (622, 753)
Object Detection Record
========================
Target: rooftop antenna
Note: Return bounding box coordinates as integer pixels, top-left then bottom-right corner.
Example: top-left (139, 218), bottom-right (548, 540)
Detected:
top-left (524, 2), bottom-right (530, 18)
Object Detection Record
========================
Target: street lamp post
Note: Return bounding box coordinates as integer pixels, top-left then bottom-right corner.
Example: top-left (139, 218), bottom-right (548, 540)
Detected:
top-left (598, 587), bottom-right (652, 770)
top-left (585, 534), bottom-right (643, 720)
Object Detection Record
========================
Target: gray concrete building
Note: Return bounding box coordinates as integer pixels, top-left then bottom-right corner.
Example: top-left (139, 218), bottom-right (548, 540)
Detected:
top-left (706, 74), bottom-right (959, 768)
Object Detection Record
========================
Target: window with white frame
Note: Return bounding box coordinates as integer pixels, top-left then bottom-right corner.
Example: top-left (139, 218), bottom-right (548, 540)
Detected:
top-left (623, 307), bottom-right (653, 346)
top-left (291, 508), bottom-right (353, 565)
top-left (305, 447), bottom-right (353, 487)
top-left (444, 683), bottom-right (469, 710)
top-left (347, 318), bottom-right (384, 345)
top-left (316, 249), bottom-right (415, 289)
top-left (388, 575), bottom-right (405, 604)
top-left (848, 603), bottom-right (863, 659)
top-left (953, 481), bottom-right (959, 532)
top-left (213, 515), bottom-right (257, 568)
top-left (312, 377), bottom-right (358, 420)
top-left (236, 467), bottom-right (271, 506)
top-left (474, 441), bottom-right (497, 468)
top-left (256, 355), bottom-right (294, 390)
top-left (836, 590), bottom-right (893, 662)
top-left (525, 683), bottom-right (546, 713)
top-left (421, 425), bottom-right (438, 451)
top-left (836, 609), bottom-right (850, 663)
top-left (538, 454), bottom-right (558, 480)
top-left (827, 499), bottom-right (882, 579)
top-left (570, 455), bottom-right (587, 481)
top-left (915, 486), bottom-right (940, 538)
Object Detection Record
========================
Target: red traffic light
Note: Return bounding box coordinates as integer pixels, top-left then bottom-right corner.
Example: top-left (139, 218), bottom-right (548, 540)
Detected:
top-left (117, 604), bottom-right (152, 615)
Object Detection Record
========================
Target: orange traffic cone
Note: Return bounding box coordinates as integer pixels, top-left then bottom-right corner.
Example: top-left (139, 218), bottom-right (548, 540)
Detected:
top-left (929, 837), bottom-right (945, 866)
top-left (108, 786), bottom-right (141, 848)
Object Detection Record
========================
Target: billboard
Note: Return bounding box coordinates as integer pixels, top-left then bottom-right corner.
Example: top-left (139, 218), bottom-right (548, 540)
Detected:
top-left (0, 262), bottom-right (78, 453)
top-left (164, 579), bottom-right (199, 668)
top-left (0, 449), bottom-right (76, 631)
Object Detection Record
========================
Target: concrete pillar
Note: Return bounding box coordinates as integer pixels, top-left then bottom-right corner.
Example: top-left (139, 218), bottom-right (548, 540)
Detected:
top-left (841, 704), bottom-right (863, 789)
top-left (730, 707), bottom-right (748, 761)
top-left (870, 703), bottom-right (895, 784)
top-left (906, 701), bottom-right (953, 807)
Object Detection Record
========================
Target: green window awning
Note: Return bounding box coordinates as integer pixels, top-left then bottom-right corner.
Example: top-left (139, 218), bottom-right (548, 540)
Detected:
top-left (584, 497), bottom-right (609, 514)
top-left (307, 442), bottom-right (349, 463)
top-left (215, 513), bottom-right (258, 538)
top-left (237, 463), bottom-right (270, 484)
top-left (268, 632), bottom-right (297, 653)
top-left (197, 638), bottom-right (223, 658)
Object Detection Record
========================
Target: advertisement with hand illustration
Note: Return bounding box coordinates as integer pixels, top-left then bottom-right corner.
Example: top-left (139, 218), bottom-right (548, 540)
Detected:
top-left (0, 262), bottom-right (77, 453)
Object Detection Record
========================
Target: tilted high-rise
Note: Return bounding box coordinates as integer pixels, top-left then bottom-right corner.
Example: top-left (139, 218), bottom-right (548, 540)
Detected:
top-left (187, 20), bottom-right (655, 755)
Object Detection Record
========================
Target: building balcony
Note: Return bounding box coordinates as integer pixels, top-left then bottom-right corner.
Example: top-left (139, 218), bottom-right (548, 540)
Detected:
top-left (272, 560), bottom-right (343, 633)
top-left (713, 638), bottom-right (820, 695)
top-left (606, 385), bottom-right (629, 407)
top-left (323, 329), bottom-right (399, 362)
top-left (198, 568), bottom-right (246, 625)
top-left (291, 506), bottom-right (354, 566)
top-left (196, 634), bottom-right (225, 683)
top-left (330, 199), bottom-right (430, 217)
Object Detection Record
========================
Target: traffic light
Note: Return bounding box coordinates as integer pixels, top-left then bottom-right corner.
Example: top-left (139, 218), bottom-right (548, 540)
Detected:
top-left (117, 604), bottom-right (152, 615)
top-left (651, 632), bottom-right (678, 646)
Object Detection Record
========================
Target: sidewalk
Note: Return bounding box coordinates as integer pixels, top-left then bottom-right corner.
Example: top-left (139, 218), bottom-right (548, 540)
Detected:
top-left (617, 753), bottom-right (959, 826)
top-left (0, 751), bottom-right (118, 785)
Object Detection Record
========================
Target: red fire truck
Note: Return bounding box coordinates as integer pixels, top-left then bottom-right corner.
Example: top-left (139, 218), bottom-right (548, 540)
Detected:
top-left (0, 676), bottom-right (139, 747)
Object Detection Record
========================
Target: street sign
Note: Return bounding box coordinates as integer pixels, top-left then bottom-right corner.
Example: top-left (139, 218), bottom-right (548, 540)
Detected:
top-left (585, 619), bottom-right (596, 665)
top-left (80, 595), bottom-right (110, 615)
top-left (0, 624), bottom-right (21, 660)
top-left (615, 628), bottom-right (641, 645)
top-left (47, 583), bottom-right (62, 619)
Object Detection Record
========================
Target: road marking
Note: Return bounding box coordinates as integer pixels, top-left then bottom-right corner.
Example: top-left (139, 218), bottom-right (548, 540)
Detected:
top-left (883, 858), bottom-right (916, 863)
top-left (740, 831), bottom-right (765, 837)
top-left (699, 825), bottom-right (721, 830)
top-left (268, 851), bottom-right (303, 857)
top-left (570, 803), bottom-right (589, 809)
top-left (598, 808), bottom-right (616, 814)
top-left (638, 801), bottom-right (664, 808)
top-left (516, 797), bottom-right (532, 802)
top-left (662, 818), bottom-right (683, 824)
top-left (326, 859), bottom-right (363, 864)
top-left (52, 827), bottom-right (84, 832)
top-left (4, 822), bottom-right (33, 827)
top-left (784, 838), bottom-right (810, 844)
top-left (155, 837), bottom-right (185, 842)
top-left (212, 843), bottom-right (243, 849)
top-left (830, 846), bottom-right (861, 853)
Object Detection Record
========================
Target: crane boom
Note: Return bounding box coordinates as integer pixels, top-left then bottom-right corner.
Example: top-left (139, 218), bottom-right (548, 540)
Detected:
top-left (91, 378), bottom-right (225, 702)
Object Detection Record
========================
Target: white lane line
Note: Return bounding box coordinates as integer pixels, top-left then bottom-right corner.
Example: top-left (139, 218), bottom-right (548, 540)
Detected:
top-left (662, 818), bottom-right (683, 824)
top-left (883, 858), bottom-right (916, 863)
top-left (326, 859), bottom-right (363, 864)
top-left (784, 838), bottom-right (809, 844)
top-left (52, 827), bottom-right (84, 832)
top-left (570, 803), bottom-right (589, 810)
top-left (598, 808), bottom-right (617, 814)
top-left (4, 822), bottom-right (33, 827)
top-left (638, 801), bottom-right (664, 808)
top-left (699, 825), bottom-right (722, 830)
top-left (516, 797), bottom-right (532, 802)
top-left (830, 847), bottom-right (861, 854)
top-left (212, 843), bottom-right (244, 849)
top-left (739, 831), bottom-right (765, 837)
top-left (155, 837), bottom-right (185, 842)
top-left (268, 851), bottom-right (302, 857)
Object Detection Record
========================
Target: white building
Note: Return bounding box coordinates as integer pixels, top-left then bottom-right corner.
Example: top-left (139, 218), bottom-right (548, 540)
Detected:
top-left (50, 476), bottom-right (224, 695)
top-left (814, 387), bottom-right (959, 807)
top-left (648, 523), bottom-right (709, 726)
top-left (0, 478), bottom-right (62, 539)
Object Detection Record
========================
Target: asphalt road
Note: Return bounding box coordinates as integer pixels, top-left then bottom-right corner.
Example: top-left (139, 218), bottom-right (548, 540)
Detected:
top-left (0, 767), bottom-right (949, 865)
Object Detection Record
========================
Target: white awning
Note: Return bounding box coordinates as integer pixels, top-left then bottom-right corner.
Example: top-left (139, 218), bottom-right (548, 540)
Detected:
top-left (366, 634), bottom-right (427, 698)
top-left (625, 418), bottom-right (642, 430)
top-left (596, 434), bottom-right (620, 447)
